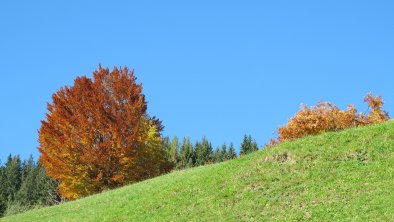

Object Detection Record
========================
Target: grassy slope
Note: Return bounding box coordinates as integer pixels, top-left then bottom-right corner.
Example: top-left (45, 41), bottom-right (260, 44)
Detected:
top-left (3, 121), bottom-right (394, 222)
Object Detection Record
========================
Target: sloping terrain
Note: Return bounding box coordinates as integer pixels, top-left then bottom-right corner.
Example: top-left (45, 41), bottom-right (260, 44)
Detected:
top-left (2, 121), bottom-right (394, 221)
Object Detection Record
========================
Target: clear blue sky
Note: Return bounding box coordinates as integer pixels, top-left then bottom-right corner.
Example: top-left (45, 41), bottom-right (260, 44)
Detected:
top-left (1, 1), bottom-right (393, 162)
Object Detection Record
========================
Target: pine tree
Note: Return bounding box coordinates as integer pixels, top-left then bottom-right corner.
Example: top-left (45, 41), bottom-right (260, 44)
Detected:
top-left (194, 141), bottom-right (202, 166)
top-left (0, 163), bottom-right (6, 217)
top-left (240, 135), bottom-right (250, 155)
top-left (161, 137), bottom-right (173, 167)
top-left (195, 137), bottom-right (213, 166)
top-left (179, 137), bottom-right (194, 169)
top-left (227, 143), bottom-right (237, 159)
top-left (34, 164), bottom-right (60, 206)
top-left (0, 155), bottom-right (60, 218)
top-left (213, 147), bottom-right (222, 163)
top-left (3, 155), bottom-right (22, 204)
top-left (240, 135), bottom-right (258, 155)
top-left (252, 139), bottom-right (259, 152)
top-left (221, 143), bottom-right (227, 161)
top-left (15, 156), bottom-right (36, 207)
top-left (169, 136), bottom-right (180, 166)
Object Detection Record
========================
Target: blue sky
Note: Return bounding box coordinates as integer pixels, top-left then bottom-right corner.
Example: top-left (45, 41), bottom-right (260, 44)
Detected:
top-left (1, 1), bottom-right (393, 162)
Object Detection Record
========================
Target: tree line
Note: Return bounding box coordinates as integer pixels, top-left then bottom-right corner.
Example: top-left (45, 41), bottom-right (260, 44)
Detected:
top-left (0, 155), bottom-right (59, 217)
top-left (0, 134), bottom-right (259, 218)
top-left (162, 134), bottom-right (259, 169)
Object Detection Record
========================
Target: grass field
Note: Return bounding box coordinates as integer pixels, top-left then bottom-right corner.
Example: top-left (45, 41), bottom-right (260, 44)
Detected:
top-left (2, 121), bottom-right (394, 221)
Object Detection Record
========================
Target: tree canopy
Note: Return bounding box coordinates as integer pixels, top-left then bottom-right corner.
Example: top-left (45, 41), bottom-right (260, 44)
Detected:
top-left (38, 66), bottom-right (171, 200)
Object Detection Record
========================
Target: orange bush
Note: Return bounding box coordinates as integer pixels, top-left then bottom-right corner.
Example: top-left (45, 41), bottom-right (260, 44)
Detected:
top-left (271, 93), bottom-right (389, 144)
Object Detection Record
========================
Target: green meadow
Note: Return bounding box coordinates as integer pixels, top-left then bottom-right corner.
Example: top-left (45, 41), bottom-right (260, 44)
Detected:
top-left (3, 121), bottom-right (394, 221)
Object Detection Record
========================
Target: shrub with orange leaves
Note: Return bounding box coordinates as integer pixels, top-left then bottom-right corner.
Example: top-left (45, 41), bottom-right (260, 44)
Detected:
top-left (271, 93), bottom-right (389, 144)
top-left (38, 66), bottom-right (172, 200)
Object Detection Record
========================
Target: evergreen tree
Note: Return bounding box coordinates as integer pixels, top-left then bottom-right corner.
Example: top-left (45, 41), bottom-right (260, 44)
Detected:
top-left (179, 137), bottom-right (194, 169)
top-left (213, 147), bottom-right (222, 163)
top-left (169, 136), bottom-right (180, 166)
top-left (195, 137), bottom-right (213, 166)
top-left (194, 141), bottom-right (202, 166)
top-left (34, 164), bottom-right (60, 206)
top-left (3, 155), bottom-right (22, 204)
top-left (240, 135), bottom-right (258, 155)
top-left (240, 135), bottom-right (249, 155)
top-left (15, 156), bottom-right (36, 207)
top-left (221, 143), bottom-right (227, 161)
top-left (252, 139), bottom-right (259, 152)
top-left (227, 143), bottom-right (237, 159)
top-left (161, 137), bottom-right (173, 166)
top-left (21, 156), bottom-right (35, 182)
top-left (0, 155), bottom-right (60, 218)
top-left (0, 164), bottom-right (6, 216)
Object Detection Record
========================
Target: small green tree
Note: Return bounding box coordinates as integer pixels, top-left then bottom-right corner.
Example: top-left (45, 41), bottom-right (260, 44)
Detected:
top-left (34, 164), bottom-right (60, 206)
top-left (169, 136), bottom-right (180, 166)
top-left (15, 156), bottom-right (36, 207)
top-left (240, 135), bottom-right (258, 155)
top-left (252, 139), bottom-right (258, 152)
top-left (3, 155), bottom-right (22, 204)
top-left (195, 137), bottom-right (213, 166)
top-left (179, 137), bottom-right (194, 169)
top-left (227, 143), bottom-right (237, 159)
top-left (213, 147), bottom-right (222, 163)
top-left (221, 143), bottom-right (228, 161)
top-left (161, 137), bottom-right (173, 167)
top-left (0, 164), bottom-right (6, 216)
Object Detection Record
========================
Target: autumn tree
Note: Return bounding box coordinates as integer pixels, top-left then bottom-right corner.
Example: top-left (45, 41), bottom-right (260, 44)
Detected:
top-left (38, 66), bottom-right (172, 200)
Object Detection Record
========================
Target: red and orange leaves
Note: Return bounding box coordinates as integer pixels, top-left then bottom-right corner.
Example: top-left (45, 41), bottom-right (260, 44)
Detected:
top-left (38, 66), bottom-right (171, 200)
top-left (271, 93), bottom-right (389, 145)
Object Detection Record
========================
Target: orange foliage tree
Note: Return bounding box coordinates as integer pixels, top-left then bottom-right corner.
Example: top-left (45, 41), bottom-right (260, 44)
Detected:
top-left (38, 66), bottom-right (172, 200)
top-left (269, 93), bottom-right (390, 145)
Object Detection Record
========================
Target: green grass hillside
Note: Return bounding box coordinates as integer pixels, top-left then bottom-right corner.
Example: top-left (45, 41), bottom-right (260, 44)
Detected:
top-left (3, 121), bottom-right (394, 221)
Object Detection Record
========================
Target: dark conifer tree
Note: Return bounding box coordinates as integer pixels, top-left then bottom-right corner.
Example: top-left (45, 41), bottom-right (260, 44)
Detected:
top-left (227, 143), bottom-right (237, 159)
top-left (34, 164), bottom-right (60, 206)
top-left (169, 136), bottom-right (180, 166)
top-left (221, 143), bottom-right (227, 161)
top-left (161, 137), bottom-right (173, 167)
top-left (194, 141), bottom-right (202, 166)
top-left (16, 156), bottom-right (36, 207)
top-left (179, 137), bottom-right (194, 169)
top-left (3, 155), bottom-right (22, 204)
top-left (0, 155), bottom-right (60, 217)
top-left (240, 135), bottom-right (250, 155)
top-left (252, 139), bottom-right (259, 152)
top-left (0, 164), bottom-right (6, 216)
top-left (213, 147), bottom-right (222, 163)
top-left (195, 137), bottom-right (213, 166)
top-left (240, 135), bottom-right (258, 155)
